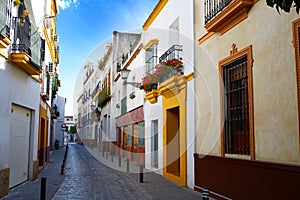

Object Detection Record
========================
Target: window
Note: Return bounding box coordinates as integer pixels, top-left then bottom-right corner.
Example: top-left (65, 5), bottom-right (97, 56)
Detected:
top-left (220, 45), bottom-right (254, 159)
top-left (151, 120), bottom-right (158, 168)
top-left (128, 125), bottom-right (132, 145)
top-left (169, 18), bottom-right (179, 46)
top-left (121, 96), bottom-right (127, 115)
top-left (145, 43), bottom-right (157, 73)
top-left (139, 122), bottom-right (145, 146)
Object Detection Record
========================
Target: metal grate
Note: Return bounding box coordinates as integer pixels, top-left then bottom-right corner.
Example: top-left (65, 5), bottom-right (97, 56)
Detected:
top-left (204, 0), bottom-right (232, 24)
top-left (223, 55), bottom-right (250, 155)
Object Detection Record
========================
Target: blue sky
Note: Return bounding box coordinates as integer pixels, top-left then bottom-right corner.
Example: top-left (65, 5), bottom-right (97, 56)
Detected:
top-left (56, 0), bottom-right (159, 116)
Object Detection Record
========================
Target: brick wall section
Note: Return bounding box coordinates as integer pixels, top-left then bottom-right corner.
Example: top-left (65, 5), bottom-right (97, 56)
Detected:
top-left (32, 160), bottom-right (39, 180)
top-left (0, 168), bottom-right (10, 198)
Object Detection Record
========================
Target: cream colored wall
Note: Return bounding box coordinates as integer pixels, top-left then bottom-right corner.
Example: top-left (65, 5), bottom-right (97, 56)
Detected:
top-left (195, 0), bottom-right (300, 165)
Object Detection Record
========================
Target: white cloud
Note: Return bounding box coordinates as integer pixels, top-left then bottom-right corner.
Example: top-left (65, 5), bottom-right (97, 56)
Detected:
top-left (57, 0), bottom-right (79, 10)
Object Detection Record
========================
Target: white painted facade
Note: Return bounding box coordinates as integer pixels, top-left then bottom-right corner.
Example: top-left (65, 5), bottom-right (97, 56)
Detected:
top-left (142, 0), bottom-right (195, 188)
top-left (0, 0), bottom-right (56, 190)
top-left (0, 57), bottom-right (40, 184)
top-left (53, 95), bottom-right (65, 147)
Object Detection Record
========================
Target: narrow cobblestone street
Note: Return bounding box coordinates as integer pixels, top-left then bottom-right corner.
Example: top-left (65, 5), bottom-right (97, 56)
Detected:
top-left (52, 144), bottom-right (203, 200)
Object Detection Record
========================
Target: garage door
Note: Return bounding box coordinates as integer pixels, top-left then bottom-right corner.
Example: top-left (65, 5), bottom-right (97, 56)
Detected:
top-left (9, 104), bottom-right (31, 188)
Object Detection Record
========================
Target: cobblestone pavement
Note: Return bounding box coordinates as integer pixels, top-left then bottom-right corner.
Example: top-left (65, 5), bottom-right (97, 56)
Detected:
top-left (2, 147), bottom-right (66, 200)
top-left (52, 144), bottom-right (203, 200)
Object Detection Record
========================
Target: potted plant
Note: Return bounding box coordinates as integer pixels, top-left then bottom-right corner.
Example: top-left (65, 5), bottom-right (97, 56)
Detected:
top-left (140, 73), bottom-right (158, 92)
top-left (18, 10), bottom-right (29, 26)
top-left (154, 57), bottom-right (184, 82)
top-left (13, 0), bottom-right (21, 7)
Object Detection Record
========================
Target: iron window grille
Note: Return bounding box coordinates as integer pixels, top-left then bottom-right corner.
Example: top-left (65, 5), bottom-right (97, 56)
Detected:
top-left (223, 55), bottom-right (250, 155)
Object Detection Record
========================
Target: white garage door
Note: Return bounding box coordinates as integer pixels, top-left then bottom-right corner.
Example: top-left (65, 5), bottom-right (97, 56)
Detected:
top-left (9, 104), bottom-right (31, 188)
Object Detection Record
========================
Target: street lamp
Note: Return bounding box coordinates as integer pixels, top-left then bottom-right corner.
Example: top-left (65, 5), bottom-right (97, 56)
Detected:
top-left (121, 68), bottom-right (141, 88)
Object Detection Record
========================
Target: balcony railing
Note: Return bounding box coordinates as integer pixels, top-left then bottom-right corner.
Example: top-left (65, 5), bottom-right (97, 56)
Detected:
top-left (98, 87), bottom-right (111, 108)
top-left (204, 0), bottom-right (232, 24)
top-left (159, 44), bottom-right (182, 64)
top-left (158, 45), bottom-right (183, 83)
top-left (10, 17), bottom-right (42, 70)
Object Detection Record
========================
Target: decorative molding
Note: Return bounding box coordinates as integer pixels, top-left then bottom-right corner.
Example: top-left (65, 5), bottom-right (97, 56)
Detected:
top-left (292, 18), bottom-right (300, 152)
top-left (230, 43), bottom-right (238, 55)
top-left (198, 31), bottom-right (215, 45)
top-left (124, 44), bottom-right (143, 68)
top-left (145, 74), bottom-right (193, 104)
top-left (142, 0), bottom-right (168, 31)
top-left (0, 36), bottom-right (11, 48)
top-left (143, 39), bottom-right (159, 50)
top-left (145, 89), bottom-right (159, 104)
top-left (205, 0), bottom-right (255, 35)
top-left (8, 53), bottom-right (42, 75)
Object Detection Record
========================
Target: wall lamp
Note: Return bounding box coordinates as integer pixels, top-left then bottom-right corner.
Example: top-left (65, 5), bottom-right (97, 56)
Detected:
top-left (121, 68), bottom-right (141, 88)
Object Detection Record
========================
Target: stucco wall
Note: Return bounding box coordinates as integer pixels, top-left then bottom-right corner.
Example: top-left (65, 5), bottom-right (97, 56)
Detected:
top-left (143, 0), bottom-right (195, 188)
top-left (0, 59), bottom-right (40, 171)
top-left (194, 0), bottom-right (300, 164)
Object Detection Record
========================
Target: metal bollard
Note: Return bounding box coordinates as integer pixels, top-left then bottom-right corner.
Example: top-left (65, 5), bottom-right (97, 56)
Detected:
top-left (126, 158), bottom-right (129, 172)
top-left (202, 188), bottom-right (210, 200)
top-left (40, 177), bottom-right (46, 200)
top-left (139, 165), bottom-right (143, 183)
top-left (118, 155), bottom-right (121, 167)
top-left (111, 153), bottom-right (114, 162)
top-left (106, 152), bottom-right (108, 159)
top-left (102, 150), bottom-right (105, 157)
top-left (61, 164), bottom-right (64, 175)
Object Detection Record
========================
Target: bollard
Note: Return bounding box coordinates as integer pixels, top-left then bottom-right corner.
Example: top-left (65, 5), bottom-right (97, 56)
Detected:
top-left (111, 153), bottom-right (113, 162)
top-left (139, 165), bottom-right (143, 183)
top-left (106, 152), bottom-right (108, 159)
top-left (61, 164), bottom-right (64, 175)
top-left (202, 188), bottom-right (210, 200)
top-left (40, 177), bottom-right (46, 200)
top-left (126, 158), bottom-right (130, 172)
top-left (102, 150), bottom-right (105, 157)
top-left (118, 155), bottom-right (121, 167)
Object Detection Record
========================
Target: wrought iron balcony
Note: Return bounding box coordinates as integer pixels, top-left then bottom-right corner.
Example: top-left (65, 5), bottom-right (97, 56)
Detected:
top-left (8, 17), bottom-right (42, 75)
top-left (204, 0), bottom-right (232, 24)
top-left (98, 87), bottom-right (111, 108)
top-left (0, 0), bottom-right (10, 47)
top-left (157, 45), bottom-right (183, 83)
top-left (159, 44), bottom-right (182, 64)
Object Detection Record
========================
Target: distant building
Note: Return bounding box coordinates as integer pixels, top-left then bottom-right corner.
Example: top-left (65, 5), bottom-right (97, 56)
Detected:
top-left (64, 116), bottom-right (76, 142)
top-left (53, 96), bottom-right (66, 148)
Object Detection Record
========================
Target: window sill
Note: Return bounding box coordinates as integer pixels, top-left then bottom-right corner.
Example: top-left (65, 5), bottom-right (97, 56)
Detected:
top-left (205, 0), bottom-right (255, 35)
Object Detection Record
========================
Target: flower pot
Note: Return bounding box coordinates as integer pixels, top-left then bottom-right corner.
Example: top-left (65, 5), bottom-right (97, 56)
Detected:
top-left (152, 83), bottom-right (158, 90)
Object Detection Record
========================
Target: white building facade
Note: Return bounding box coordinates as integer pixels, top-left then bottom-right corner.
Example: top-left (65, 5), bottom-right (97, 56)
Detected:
top-left (0, 0), bottom-right (60, 197)
top-left (142, 0), bottom-right (195, 188)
